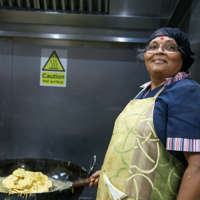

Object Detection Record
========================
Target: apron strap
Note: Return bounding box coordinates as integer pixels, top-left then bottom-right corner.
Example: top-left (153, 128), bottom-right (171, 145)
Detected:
top-left (134, 87), bottom-right (146, 99)
top-left (154, 85), bottom-right (165, 98)
top-left (134, 85), bottom-right (165, 99)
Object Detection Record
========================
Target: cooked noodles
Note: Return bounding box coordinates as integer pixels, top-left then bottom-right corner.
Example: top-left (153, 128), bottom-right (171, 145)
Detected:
top-left (2, 168), bottom-right (52, 194)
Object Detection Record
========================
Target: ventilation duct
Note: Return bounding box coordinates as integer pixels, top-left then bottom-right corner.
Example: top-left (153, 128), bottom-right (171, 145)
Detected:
top-left (0, 0), bottom-right (109, 14)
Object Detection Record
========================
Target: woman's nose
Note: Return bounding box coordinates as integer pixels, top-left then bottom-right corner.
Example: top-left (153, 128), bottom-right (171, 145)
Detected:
top-left (156, 46), bottom-right (165, 53)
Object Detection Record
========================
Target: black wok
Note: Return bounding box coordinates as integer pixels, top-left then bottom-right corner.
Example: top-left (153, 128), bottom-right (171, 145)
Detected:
top-left (0, 156), bottom-right (96, 200)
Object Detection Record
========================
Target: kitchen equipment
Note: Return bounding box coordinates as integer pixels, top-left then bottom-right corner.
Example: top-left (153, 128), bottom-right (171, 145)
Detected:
top-left (0, 155), bottom-right (96, 200)
top-left (53, 177), bottom-right (92, 191)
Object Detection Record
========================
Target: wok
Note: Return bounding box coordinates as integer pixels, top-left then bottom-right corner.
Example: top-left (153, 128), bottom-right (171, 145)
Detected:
top-left (0, 156), bottom-right (96, 200)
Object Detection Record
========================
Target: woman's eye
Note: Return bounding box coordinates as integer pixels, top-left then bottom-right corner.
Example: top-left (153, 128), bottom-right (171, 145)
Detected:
top-left (148, 45), bottom-right (158, 50)
top-left (166, 45), bottom-right (176, 50)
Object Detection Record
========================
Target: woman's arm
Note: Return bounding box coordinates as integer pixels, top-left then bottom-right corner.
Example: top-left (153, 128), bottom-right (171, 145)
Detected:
top-left (177, 152), bottom-right (200, 200)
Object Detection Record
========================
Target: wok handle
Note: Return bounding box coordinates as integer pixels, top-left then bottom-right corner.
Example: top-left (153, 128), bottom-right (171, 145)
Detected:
top-left (87, 155), bottom-right (96, 177)
top-left (72, 177), bottom-right (91, 188)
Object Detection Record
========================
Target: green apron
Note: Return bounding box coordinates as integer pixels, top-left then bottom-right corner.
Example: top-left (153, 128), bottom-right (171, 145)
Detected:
top-left (96, 86), bottom-right (186, 200)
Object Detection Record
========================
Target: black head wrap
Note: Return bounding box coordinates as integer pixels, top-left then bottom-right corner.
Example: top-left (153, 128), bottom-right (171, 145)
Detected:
top-left (147, 27), bottom-right (195, 71)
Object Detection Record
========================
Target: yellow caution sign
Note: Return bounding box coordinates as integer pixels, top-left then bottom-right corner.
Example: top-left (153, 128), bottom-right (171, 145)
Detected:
top-left (42, 51), bottom-right (65, 72)
top-left (41, 72), bottom-right (65, 86)
top-left (40, 49), bottom-right (67, 87)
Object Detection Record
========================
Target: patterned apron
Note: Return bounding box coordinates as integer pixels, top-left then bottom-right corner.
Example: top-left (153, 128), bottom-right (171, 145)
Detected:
top-left (96, 87), bottom-right (186, 200)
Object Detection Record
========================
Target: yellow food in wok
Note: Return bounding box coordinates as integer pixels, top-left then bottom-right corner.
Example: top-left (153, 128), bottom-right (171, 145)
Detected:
top-left (2, 168), bottom-right (53, 194)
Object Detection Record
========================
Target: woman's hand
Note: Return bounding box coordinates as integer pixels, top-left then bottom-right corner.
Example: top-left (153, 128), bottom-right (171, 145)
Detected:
top-left (89, 170), bottom-right (101, 187)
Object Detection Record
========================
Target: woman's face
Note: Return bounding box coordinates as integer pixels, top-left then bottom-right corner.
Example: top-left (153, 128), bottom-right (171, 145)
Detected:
top-left (144, 36), bottom-right (182, 79)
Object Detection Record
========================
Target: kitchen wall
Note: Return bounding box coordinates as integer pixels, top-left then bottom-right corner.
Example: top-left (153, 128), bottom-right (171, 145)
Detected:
top-left (187, 0), bottom-right (200, 83)
top-left (178, 0), bottom-right (200, 83)
top-left (0, 37), bottom-right (149, 198)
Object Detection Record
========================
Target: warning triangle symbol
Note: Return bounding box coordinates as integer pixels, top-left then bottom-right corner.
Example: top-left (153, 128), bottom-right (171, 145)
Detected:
top-left (42, 51), bottom-right (65, 72)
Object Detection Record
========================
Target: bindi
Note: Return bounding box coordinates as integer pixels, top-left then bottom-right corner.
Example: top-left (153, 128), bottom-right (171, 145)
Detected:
top-left (161, 37), bottom-right (164, 40)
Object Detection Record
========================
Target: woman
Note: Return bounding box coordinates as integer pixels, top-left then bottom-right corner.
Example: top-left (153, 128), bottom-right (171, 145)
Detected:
top-left (90, 27), bottom-right (200, 200)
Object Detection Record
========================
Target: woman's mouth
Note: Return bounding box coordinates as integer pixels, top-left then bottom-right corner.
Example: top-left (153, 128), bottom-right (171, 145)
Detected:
top-left (152, 59), bottom-right (166, 63)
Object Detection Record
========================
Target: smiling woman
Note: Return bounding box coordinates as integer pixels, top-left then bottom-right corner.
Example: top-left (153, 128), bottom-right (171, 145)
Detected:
top-left (89, 27), bottom-right (200, 200)
top-left (144, 36), bottom-right (183, 90)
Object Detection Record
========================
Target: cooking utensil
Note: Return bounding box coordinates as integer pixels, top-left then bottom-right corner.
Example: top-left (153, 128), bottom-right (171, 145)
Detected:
top-left (0, 156), bottom-right (96, 200)
top-left (52, 156), bottom-right (97, 191)
top-left (53, 177), bottom-right (92, 191)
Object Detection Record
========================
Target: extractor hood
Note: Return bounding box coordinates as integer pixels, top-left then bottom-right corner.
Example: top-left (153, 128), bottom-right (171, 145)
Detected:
top-left (0, 0), bottom-right (193, 44)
